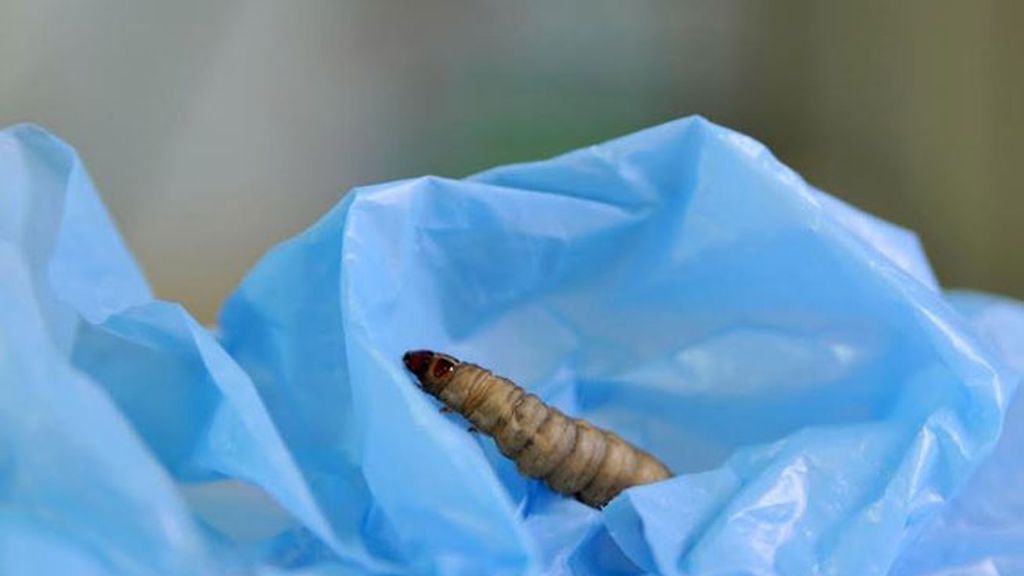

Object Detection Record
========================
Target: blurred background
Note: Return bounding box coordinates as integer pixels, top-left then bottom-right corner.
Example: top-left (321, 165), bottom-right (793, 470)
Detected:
top-left (2, 1), bottom-right (1021, 322)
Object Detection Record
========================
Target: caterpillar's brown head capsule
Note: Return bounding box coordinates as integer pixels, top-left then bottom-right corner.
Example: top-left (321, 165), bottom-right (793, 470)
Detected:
top-left (403, 350), bottom-right (457, 394)
top-left (402, 349), bottom-right (674, 509)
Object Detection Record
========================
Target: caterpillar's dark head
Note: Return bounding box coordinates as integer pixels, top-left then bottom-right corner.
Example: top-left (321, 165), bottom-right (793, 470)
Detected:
top-left (403, 350), bottom-right (459, 394)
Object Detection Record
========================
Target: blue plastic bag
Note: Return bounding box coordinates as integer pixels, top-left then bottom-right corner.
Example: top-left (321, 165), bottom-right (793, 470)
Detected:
top-left (889, 292), bottom-right (1024, 575)
top-left (2, 118), bottom-right (1022, 575)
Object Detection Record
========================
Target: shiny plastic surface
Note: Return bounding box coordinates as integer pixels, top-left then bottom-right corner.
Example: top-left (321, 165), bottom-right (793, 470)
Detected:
top-left (1, 118), bottom-right (1022, 575)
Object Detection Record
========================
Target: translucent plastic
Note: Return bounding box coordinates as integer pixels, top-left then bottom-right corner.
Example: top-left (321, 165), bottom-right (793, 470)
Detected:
top-left (1, 118), bottom-right (1021, 575)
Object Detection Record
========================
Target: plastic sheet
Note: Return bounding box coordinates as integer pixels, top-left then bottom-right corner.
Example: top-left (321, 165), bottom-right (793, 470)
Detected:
top-left (889, 293), bottom-right (1024, 575)
top-left (1, 118), bottom-right (1022, 575)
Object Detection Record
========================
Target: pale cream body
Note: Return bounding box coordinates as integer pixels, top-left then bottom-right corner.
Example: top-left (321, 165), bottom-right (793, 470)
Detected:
top-left (421, 359), bottom-right (671, 508)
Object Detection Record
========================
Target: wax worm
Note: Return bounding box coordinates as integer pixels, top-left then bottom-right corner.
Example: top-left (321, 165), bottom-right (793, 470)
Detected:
top-left (402, 350), bottom-right (672, 508)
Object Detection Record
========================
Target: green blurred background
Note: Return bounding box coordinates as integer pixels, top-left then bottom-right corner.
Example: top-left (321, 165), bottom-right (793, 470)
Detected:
top-left (2, 1), bottom-right (1021, 322)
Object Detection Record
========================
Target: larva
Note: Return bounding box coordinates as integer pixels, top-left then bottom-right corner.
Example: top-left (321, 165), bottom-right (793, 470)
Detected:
top-left (402, 350), bottom-right (672, 508)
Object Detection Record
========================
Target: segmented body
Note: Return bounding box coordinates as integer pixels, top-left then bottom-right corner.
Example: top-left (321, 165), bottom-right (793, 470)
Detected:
top-left (403, 350), bottom-right (672, 508)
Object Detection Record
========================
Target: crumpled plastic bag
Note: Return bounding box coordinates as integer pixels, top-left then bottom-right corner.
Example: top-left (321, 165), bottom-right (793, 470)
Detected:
top-left (888, 293), bottom-right (1024, 576)
top-left (1, 117), bottom-right (1022, 575)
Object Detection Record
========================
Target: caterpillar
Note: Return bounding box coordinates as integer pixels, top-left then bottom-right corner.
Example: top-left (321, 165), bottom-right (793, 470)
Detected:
top-left (402, 350), bottom-right (672, 508)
